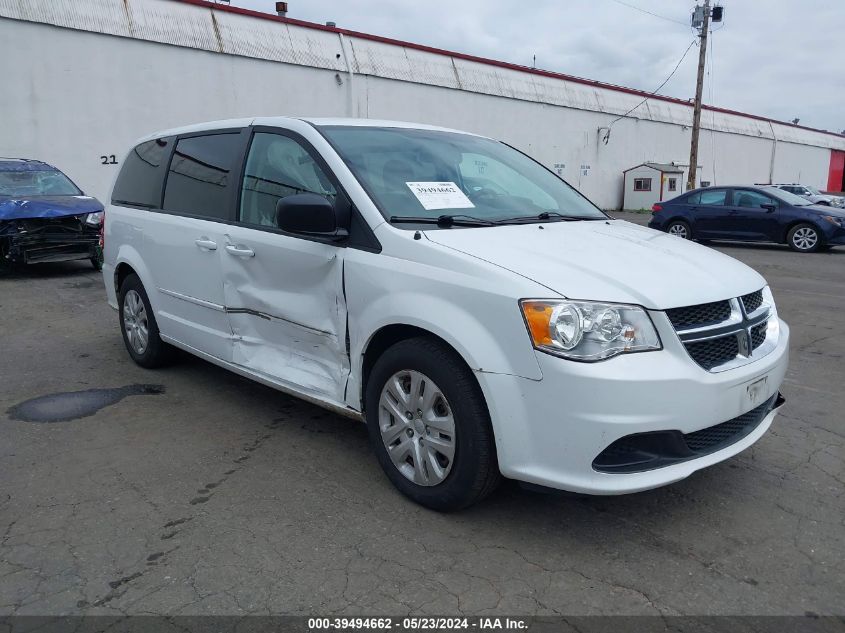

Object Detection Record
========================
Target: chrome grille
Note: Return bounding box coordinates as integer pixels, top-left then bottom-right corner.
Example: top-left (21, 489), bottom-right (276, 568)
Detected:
top-left (686, 335), bottom-right (740, 371)
top-left (666, 300), bottom-right (731, 329)
top-left (750, 321), bottom-right (768, 350)
top-left (667, 288), bottom-right (776, 372)
top-left (741, 290), bottom-right (763, 314)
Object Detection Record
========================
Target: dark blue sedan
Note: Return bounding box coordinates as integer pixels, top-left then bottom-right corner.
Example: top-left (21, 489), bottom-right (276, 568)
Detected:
top-left (648, 185), bottom-right (845, 253)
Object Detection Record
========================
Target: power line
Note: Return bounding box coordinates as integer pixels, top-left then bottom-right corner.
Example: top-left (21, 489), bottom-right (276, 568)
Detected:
top-left (603, 38), bottom-right (698, 138)
top-left (604, 0), bottom-right (689, 26)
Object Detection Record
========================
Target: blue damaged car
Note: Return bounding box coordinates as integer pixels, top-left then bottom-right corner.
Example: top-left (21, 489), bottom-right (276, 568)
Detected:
top-left (0, 159), bottom-right (104, 272)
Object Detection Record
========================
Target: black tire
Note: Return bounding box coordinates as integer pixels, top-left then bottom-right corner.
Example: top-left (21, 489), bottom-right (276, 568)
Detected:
top-left (118, 273), bottom-right (176, 368)
top-left (787, 223), bottom-right (822, 253)
top-left (90, 256), bottom-right (103, 271)
top-left (365, 337), bottom-right (501, 511)
top-left (666, 220), bottom-right (692, 240)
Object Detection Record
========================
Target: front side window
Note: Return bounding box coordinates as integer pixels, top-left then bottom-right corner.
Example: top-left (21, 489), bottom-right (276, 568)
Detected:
top-left (318, 126), bottom-right (605, 224)
top-left (734, 189), bottom-right (776, 209)
top-left (0, 169), bottom-right (81, 197)
top-left (112, 138), bottom-right (172, 208)
top-left (633, 178), bottom-right (652, 192)
top-left (239, 133), bottom-right (336, 227)
top-left (163, 133), bottom-right (242, 220)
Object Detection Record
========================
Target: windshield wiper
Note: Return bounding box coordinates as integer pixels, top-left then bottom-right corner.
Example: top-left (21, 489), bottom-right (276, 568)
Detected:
top-left (389, 214), bottom-right (497, 227)
top-left (492, 211), bottom-right (605, 224)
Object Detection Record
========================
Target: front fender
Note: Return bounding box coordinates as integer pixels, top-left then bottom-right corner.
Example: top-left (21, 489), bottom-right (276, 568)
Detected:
top-left (354, 291), bottom-right (543, 380)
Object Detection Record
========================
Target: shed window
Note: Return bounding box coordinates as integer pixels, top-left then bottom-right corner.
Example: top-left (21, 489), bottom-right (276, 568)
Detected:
top-left (667, 177), bottom-right (677, 192)
top-left (633, 178), bottom-right (652, 192)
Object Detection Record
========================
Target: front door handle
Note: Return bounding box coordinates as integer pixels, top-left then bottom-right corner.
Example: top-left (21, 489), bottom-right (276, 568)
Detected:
top-left (195, 238), bottom-right (217, 251)
top-left (225, 244), bottom-right (256, 258)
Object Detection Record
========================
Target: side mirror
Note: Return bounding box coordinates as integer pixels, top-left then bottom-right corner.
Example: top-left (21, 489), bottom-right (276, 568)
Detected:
top-left (276, 193), bottom-right (348, 242)
top-left (761, 203), bottom-right (777, 213)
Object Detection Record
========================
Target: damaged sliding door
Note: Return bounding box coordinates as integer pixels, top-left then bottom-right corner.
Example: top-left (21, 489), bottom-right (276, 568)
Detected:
top-left (221, 130), bottom-right (349, 404)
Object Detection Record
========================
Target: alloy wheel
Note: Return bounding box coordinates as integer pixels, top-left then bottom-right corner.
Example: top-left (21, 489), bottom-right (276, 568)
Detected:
top-left (792, 227), bottom-right (818, 251)
top-left (668, 223), bottom-right (688, 239)
top-left (378, 370), bottom-right (456, 486)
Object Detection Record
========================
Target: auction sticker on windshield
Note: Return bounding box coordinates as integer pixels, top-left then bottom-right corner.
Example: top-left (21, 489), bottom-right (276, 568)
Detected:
top-left (406, 182), bottom-right (475, 210)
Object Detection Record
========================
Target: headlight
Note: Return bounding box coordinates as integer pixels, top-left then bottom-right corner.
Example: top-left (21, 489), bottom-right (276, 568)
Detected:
top-left (520, 299), bottom-right (662, 361)
top-left (84, 211), bottom-right (104, 226)
top-left (823, 215), bottom-right (845, 227)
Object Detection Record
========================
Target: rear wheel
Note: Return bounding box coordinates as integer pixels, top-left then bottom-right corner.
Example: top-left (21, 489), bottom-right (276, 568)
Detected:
top-left (118, 274), bottom-right (176, 368)
top-left (787, 223), bottom-right (822, 253)
top-left (666, 220), bottom-right (692, 240)
top-left (365, 337), bottom-right (500, 511)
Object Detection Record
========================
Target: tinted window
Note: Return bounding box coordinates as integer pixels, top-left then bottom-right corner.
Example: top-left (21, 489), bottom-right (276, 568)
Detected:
top-left (163, 133), bottom-right (241, 220)
top-left (734, 190), bottom-right (776, 208)
top-left (694, 189), bottom-right (728, 205)
top-left (239, 133), bottom-right (336, 227)
top-left (112, 138), bottom-right (172, 208)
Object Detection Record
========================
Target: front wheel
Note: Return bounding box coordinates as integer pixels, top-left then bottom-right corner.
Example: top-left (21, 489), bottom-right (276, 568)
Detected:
top-left (787, 223), bottom-right (822, 253)
top-left (666, 220), bottom-right (692, 240)
top-left (365, 337), bottom-right (500, 511)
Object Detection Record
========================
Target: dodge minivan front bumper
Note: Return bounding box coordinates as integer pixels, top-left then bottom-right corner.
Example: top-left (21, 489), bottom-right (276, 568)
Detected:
top-left (476, 316), bottom-right (790, 495)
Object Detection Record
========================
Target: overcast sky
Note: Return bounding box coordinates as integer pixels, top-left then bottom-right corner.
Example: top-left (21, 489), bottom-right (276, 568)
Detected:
top-left (231, 0), bottom-right (844, 132)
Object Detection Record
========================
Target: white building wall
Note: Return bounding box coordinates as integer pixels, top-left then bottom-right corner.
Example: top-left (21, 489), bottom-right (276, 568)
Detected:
top-left (1, 0), bottom-right (843, 208)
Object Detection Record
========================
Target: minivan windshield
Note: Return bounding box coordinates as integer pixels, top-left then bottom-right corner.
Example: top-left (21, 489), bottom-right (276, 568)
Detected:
top-left (0, 169), bottom-right (81, 197)
top-left (319, 126), bottom-right (606, 225)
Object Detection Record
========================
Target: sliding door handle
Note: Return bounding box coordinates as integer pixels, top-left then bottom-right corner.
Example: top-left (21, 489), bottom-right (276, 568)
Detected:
top-left (225, 244), bottom-right (256, 258)
top-left (194, 238), bottom-right (217, 251)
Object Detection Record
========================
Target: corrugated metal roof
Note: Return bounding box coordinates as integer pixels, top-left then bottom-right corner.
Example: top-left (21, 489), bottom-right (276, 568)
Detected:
top-left (646, 163), bottom-right (684, 172)
top-left (1, 0), bottom-right (843, 150)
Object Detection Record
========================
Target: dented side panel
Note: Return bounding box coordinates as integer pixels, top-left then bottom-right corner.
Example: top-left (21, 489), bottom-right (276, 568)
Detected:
top-left (220, 224), bottom-right (349, 403)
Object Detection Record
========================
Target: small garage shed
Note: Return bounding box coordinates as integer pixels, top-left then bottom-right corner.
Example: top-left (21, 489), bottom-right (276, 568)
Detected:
top-left (623, 163), bottom-right (685, 210)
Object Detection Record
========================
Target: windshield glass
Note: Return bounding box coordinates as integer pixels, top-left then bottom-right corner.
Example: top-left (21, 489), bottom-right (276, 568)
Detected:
top-left (0, 169), bottom-right (81, 197)
top-left (766, 187), bottom-right (813, 206)
top-left (804, 186), bottom-right (822, 195)
top-left (319, 126), bottom-right (606, 224)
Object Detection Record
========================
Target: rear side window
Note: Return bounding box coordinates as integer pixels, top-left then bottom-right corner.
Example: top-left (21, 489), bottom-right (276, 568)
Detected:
top-left (688, 189), bottom-right (728, 206)
top-left (163, 133), bottom-right (242, 220)
top-left (111, 137), bottom-right (173, 208)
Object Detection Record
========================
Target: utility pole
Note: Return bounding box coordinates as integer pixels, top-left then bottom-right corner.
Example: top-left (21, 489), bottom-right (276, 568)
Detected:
top-left (687, 0), bottom-right (710, 191)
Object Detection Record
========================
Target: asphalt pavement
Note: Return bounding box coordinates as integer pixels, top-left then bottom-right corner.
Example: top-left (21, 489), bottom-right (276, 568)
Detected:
top-left (1, 214), bottom-right (843, 616)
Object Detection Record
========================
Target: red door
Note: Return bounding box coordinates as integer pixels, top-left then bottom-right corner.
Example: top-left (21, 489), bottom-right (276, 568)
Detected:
top-left (828, 151), bottom-right (845, 192)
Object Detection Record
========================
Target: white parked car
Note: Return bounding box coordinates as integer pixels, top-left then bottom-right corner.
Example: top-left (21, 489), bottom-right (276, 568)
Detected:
top-left (103, 118), bottom-right (789, 510)
top-left (771, 183), bottom-right (845, 208)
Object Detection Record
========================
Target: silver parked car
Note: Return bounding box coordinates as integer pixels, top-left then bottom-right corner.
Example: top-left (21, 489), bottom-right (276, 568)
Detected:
top-left (771, 183), bottom-right (844, 208)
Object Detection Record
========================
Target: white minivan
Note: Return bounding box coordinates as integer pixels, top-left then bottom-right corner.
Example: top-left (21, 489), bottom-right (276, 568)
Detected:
top-left (103, 117), bottom-right (789, 510)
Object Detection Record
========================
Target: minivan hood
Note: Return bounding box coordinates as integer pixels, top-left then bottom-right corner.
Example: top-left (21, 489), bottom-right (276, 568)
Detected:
top-left (425, 219), bottom-right (766, 309)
